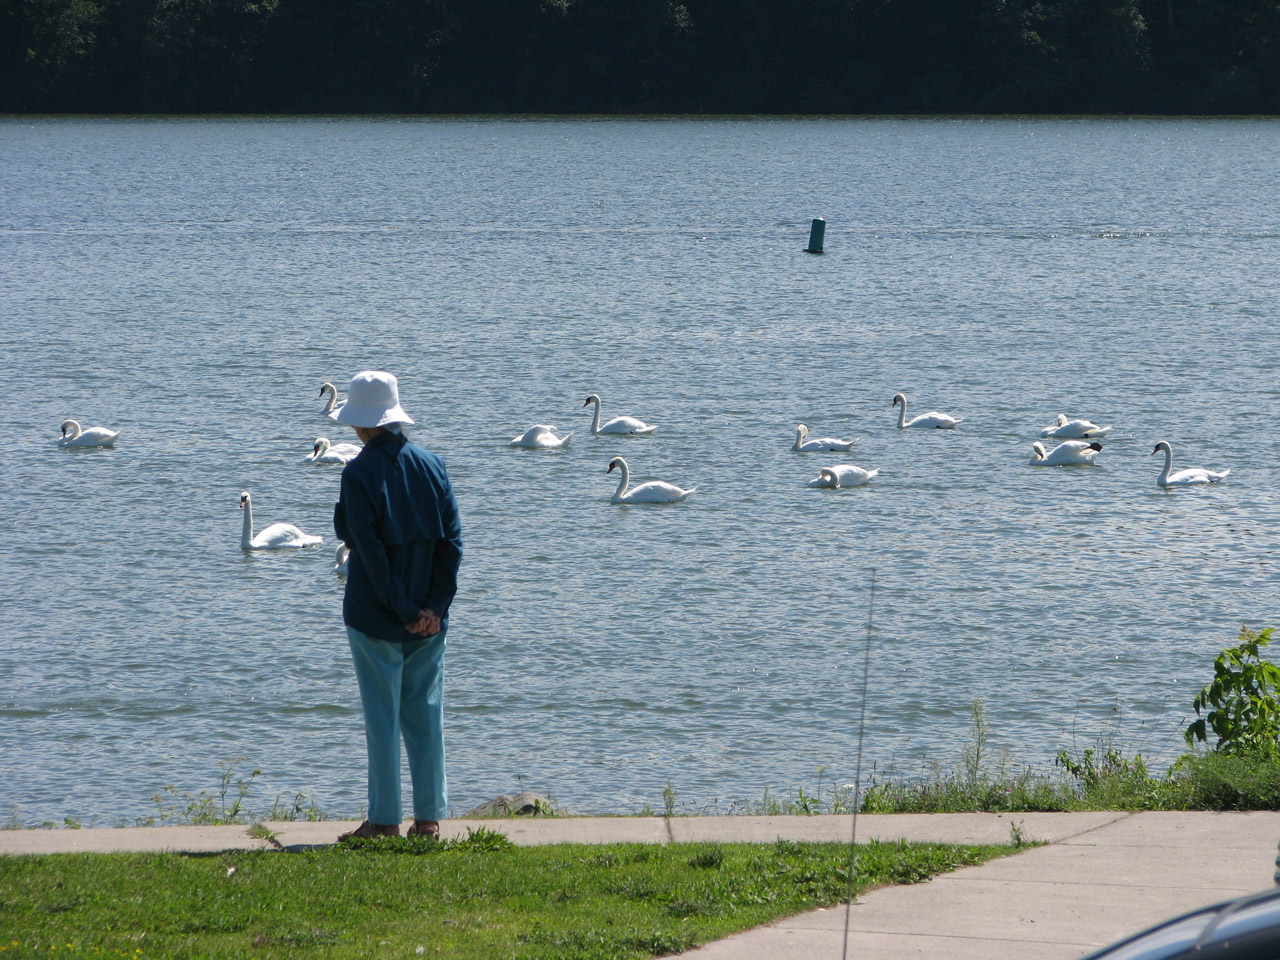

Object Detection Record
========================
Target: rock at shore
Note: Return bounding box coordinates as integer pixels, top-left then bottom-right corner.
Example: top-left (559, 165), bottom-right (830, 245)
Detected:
top-left (463, 791), bottom-right (561, 818)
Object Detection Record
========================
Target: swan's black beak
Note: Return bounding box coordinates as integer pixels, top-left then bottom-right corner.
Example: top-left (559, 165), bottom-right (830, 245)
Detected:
top-left (582, 399), bottom-right (590, 408)
top-left (60, 427), bottom-right (67, 437)
top-left (607, 463), bottom-right (616, 474)
top-left (239, 496), bottom-right (247, 508)
top-left (1151, 444), bottom-right (1160, 455)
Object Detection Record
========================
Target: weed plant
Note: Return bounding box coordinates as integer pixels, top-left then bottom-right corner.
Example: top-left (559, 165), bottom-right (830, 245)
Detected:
top-left (0, 833), bottom-right (1010, 959)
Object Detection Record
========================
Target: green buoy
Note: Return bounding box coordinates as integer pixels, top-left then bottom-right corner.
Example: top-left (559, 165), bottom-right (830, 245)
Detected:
top-left (806, 217), bottom-right (825, 254)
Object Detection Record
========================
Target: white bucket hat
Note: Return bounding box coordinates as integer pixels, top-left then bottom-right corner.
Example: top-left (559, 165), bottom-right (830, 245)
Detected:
top-left (331, 370), bottom-right (414, 428)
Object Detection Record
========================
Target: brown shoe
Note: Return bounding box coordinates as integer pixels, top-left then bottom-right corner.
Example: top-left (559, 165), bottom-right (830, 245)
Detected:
top-left (406, 819), bottom-right (440, 839)
top-left (338, 820), bottom-right (400, 842)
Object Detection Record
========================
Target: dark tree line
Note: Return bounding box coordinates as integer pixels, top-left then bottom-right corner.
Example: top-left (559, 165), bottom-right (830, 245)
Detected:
top-left (2, 0), bottom-right (1278, 114)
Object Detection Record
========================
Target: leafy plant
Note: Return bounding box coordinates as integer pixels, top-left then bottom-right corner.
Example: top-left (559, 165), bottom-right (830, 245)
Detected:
top-left (1185, 626), bottom-right (1280, 759)
top-left (150, 758), bottom-right (261, 825)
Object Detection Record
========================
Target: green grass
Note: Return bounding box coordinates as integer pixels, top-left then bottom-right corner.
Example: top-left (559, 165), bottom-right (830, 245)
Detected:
top-left (0, 830), bottom-right (1012, 960)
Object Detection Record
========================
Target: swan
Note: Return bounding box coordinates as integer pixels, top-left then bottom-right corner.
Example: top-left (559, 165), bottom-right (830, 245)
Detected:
top-left (239, 492), bottom-right (324, 550)
top-left (1040, 414), bottom-right (1113, 439)
top-left (1030, 440), bottom-right (1103, 466)
top-left (583, 394), bottom-right (657, 435)
top-left (308, 437), bottom-right (362, 464)
top-left (319, 381), bottom-right (345, 415)
top-left (58, 419), bottom-right (120, 448)
top-left (792, 424), bottom-right (858, 452)
top-left (334, 544), bottom-right (350, 575)
top-left (808, 464), bottom-right (879, 488)
top-left (1152, 441), bottom-right (1230, 488)
top-left (509, 425), bottom-right (573, 448)
top-left (607, 457), bottom-right (695, 504)
top-left (892, 393), bottom-right (961, 429)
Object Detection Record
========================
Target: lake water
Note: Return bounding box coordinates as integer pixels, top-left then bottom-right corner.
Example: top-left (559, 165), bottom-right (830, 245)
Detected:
top-left (2, 116), bottom-right (1278, 827)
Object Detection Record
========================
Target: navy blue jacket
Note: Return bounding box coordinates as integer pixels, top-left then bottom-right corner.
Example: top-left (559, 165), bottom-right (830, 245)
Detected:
top-left (333, 431), bottom-right (462, 643)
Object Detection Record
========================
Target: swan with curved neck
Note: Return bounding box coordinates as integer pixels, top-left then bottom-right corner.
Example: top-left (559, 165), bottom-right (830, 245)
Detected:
top-left (892, 393), bottom-right (961, 429)
top-left (510, 425), bottom-right (573, 448)
top-left (308, 437), bottom-right (362, 463)
top-left (58, 419), bottom-right (120, 448)
top-left (792, 424), bottom-right (857, 452)
top-left (1041, 413), bottom-right (1112, 439)
top-left (239, 491), bottom-right (324, 549)
top-left (808, 464), bottom-right (879, 488)
top-left (1030, 440), bottom-right (1103, 466)
top-left (606, 457), bottom-right (694, 504)
top-left (334, 543), bottom-right (350, 575)
top-left (583, 394), bottom-right (656, 435)
top-left (1152, 441), bottom-right (1229, 488)
top-left (319, 382), bottom-right (344, 414)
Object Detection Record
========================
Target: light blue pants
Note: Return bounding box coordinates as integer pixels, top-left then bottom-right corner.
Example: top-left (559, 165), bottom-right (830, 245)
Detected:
top-left (347, 626), bottom-right (448, 823)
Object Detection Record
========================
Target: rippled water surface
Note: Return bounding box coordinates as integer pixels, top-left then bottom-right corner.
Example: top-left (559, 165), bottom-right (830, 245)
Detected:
top-left (2, 116), bottom-right (1278, 826)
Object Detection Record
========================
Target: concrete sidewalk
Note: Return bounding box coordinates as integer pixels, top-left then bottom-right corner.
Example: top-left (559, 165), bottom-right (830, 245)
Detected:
top-left (3, 811), bottom-right (1277, 959)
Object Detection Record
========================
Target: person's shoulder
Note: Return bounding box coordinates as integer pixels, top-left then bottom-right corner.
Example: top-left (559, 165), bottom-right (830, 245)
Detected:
top-left (404, 442), bottom-right (450, 479)
top-left (406, 442), bottom-right (447, 470)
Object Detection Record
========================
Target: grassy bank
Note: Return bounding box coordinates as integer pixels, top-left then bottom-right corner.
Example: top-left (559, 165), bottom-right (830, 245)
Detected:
top-left (0, 831), bottom-right (1013, 959)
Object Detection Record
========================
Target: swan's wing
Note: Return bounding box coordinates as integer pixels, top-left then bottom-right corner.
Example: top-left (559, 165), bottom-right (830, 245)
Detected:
top-left (625, 481), bottom-right (693, 502)
top-left (601, 416), bottom-right (655, 434)
top-left (833, 465), bottom-right (876, 484)
top-left (252, 523), bottom-right (323, 548)
top-left (811, 437), bottom-right (856, 450)
top-left (1168, 468), bottom-right (1228, 485)
top-left (904, 412), bottom-right (959, 428)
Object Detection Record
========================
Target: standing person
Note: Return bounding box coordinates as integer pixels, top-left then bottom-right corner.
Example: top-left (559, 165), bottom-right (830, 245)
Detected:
top-left (330, 370), bottom-right (462, 841)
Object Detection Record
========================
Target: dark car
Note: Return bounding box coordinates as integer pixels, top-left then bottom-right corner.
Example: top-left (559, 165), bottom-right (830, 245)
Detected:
top-left (1077, 887), bottom-right (1280, 960)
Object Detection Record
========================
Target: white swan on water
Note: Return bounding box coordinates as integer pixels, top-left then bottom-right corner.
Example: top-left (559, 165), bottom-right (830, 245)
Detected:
top-left (792, 424), bottom-right (857, 452)
top-left (1030, 440), bottom-right (1103, 466)
top-left (319, 382), bottom-right (345, 415)
top-left (892, 393), bottom-right (961, 429)
top-left (1040, 414), bottom-right (1112, 439)
top-left (808, 464), bottom-right (879, 488)
top-left (239, 492), bottom-right (323, 550)
top-left (334, 544), bottom-right (350, 575)
top-left (607, 457), bottom-right (695, 504)
top-left (58, 419), bottom-right (120, 448)
top-left (509, 425), bottom-right (573, 448)
top-left (307, 437), bottom-right (362, 464)
top-left (583, 394), bottom-right (656, 435)
top-left (1152, 441), bottom-right (1230, 488)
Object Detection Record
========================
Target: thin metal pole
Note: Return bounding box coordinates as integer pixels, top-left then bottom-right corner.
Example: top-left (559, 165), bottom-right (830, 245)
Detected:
top-left (841, 569), bottom-right (876, 960)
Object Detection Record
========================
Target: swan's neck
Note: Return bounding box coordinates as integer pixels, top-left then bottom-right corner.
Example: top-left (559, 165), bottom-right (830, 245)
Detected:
top-left (612, 462), bottom-right (630, 500)
top-left (321, 387), bottom-right (336, 412)
top-left (241, 501), bottom-right (254, 548)
top-left (1159, 446), bottom-right (1173, 480)
top-left (896, 401), bottom-right (907, 429)
top-left (65, 420), bottom-right (82, 439)
top-left (316, 439), bottom-right (330, 456)
top-left (589, 398), bottom-right (602, 434)
top-left (1032, 442), bottom-right (1045, 462)
top-left (792, 426), bottom-right (806, 451)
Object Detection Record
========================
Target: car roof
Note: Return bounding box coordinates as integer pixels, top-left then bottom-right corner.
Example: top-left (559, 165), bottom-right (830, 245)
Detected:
top-left (1078, 887), bottom-right (1280, 960)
